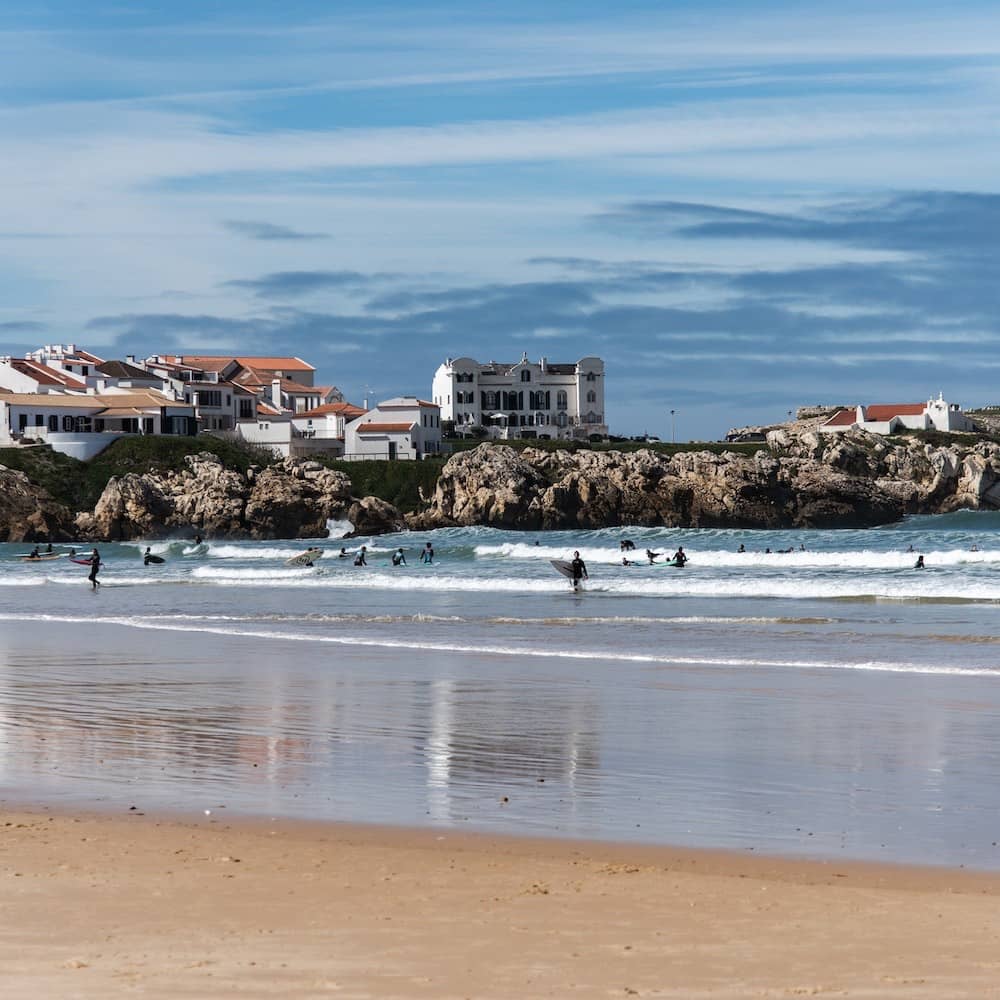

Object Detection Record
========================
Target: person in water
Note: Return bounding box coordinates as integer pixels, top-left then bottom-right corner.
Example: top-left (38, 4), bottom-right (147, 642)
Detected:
top-left (646, 549), bottom-right (660, 564)
top-left (194, 533), bottom-right (203, 546)
top-left (392, 548), bottom-right (407, 566)
top-left (421, 542), bottom-right (434, 564)
top-left (915, 555), bottom-right (925, 569)
top-left (737, 543), bottom-right (746, 553)
top-left (28, 545), bottom-right (40, 559)
top-left (672, 546), bottom-right (688, 567)
top-left (620, 539), bottom-right (636, 552)
top-left (570, 550), bottom-right (588, 590)
top-left (88, 548), bottom-right (101, 589)
top-left (338, 547), bottom-right (348, 558)
top-left (354, 545), bottom-right (367, 567)
top-left (621, 556), bottom-right (634, 567)
top-left (144, 546), bottom-right (154, 566)
top-left (45, 542), bottom-right (53, 553)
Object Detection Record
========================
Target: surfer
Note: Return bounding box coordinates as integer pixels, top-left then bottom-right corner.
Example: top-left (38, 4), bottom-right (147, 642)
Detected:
top-left (620, 540), bottom-right (636, 552)
top-left (737, 544), bottom-right (746, 553)
top-left (194, 533), bottom-right (203, 546)
top-left (646, 549), bottom-right (660, 564)
top-left (392, 548), bottom-right (407, 567)
top-left (570, 550), bottom-right (588, 591)
top-left (354, 546), bottom-right (367, 567)
top-left (144, 547), bottom-right (154, 566)
top-left (421, 542), bottom-right (434, 564)
top-left (622, 556), bottom-right (634, 567)
top-left (88, 548), bottom-right (101, 589)
top-left (27, 545), bottom-right (40, 560)
top-left (45, 542), bottom-right (53, 553)
top-left (914, 555), bottom-right (925, 569)
top-left (338, 547), bottom-right (348, 558)
top-left (672, 546), bottom-right (688, 568)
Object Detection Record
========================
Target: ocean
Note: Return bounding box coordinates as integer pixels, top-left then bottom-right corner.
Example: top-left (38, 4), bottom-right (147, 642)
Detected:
top-left (2, 511), bottom-right (1000, 868)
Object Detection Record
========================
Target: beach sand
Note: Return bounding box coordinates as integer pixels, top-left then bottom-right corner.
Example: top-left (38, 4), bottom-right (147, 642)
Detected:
top-left (3, 810), bottom-right (1000, 998)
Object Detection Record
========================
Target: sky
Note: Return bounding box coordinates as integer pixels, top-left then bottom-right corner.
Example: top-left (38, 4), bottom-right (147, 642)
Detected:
top-left (2, 1), bottom-right (1000, 440)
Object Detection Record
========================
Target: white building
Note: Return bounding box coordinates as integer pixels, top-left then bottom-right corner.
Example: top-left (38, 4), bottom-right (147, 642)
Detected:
top-left (819, 395), bottom-right (975, 435)
top-left (0, 391), bottom-right (197, 460)
top-left (432, 354), bottom-right (607, 440)
top-left (344, 397), bottom-right (442, 461)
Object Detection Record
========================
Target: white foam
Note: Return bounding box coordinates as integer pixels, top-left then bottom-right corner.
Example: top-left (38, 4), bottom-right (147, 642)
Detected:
top-left (0, 612), bottom-right (994, 677)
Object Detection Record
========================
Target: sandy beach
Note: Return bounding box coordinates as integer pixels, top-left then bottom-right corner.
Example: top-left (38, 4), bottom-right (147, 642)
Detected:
top-left (3, 809), bottom-right (1000, 999)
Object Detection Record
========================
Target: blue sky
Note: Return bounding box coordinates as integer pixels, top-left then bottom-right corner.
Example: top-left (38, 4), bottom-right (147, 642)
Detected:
top-left (2, 2), bottom-right (1000, 439)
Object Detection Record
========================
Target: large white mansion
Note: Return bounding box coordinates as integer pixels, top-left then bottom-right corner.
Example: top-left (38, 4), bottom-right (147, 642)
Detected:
top-left (432, 354), bottom-right (607, 440)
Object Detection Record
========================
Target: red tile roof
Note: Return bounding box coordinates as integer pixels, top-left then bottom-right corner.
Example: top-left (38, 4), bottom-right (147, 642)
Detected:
top-left (355, 422), bottom-right (413, 433)
top-left (865, 403), bottom-right (926, 421)
top-left (10, 359), bottom-right (87, 390)
top-left (182, 355), bottom-right (314, 372)
top-left (823, 408), bottom-right (858, 427)
top-left (298, 402), bottom-right (367, 419)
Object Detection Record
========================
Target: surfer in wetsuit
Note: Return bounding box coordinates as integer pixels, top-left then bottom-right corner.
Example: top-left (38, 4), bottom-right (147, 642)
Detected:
top-left (421, 542), bottom-right (434, 564)
top-left (646, 549), bottom-right (660, 564)
top-left (354, 545), bottom-right (367, 567)
top-left (27, 545), bottom-right (40, 560)
top-left (392, 548), bottom-right (406, 566)
top-left (338, 547), bottom-right (348, 558)
top-left (570, 550), bottom-right (588, 591)
top-left (620, 539), bottom-right (635, 552)
top-left (914, 555), bottom-right (925, 569)
top-left (88, 548), bottom-right (101, 589)
top-left (672, 546), bottom-right (688, 568)
top-left (144, 547), bottom-right (154, 566)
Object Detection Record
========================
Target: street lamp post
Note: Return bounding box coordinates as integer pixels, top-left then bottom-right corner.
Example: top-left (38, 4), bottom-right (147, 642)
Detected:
top-left (670, 409), bottom-right (676, 444)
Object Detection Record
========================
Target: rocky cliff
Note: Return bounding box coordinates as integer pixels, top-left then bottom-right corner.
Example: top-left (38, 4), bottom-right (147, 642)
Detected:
top-left (0, 466), bottom-right (75, 542)
top-left (72, 453), bottom-right (402, 541)
top-left (408, 429), bottom-right (1000, 531)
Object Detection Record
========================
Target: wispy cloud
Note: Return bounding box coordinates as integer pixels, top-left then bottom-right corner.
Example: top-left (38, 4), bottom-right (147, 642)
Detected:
top-left (223, 220), bottom-right (329, 241)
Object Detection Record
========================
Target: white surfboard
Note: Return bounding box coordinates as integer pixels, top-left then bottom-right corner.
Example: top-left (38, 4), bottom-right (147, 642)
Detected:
top-left (285, 548), bottom-right (324, 567)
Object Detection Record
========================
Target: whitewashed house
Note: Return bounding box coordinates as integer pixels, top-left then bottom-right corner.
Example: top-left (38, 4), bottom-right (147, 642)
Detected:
top-left (819, 395), bottom-right (975, 435)
top-left (344, 398), bottom-right (442, 460)
top-left (432, 353), bottom-right (607, 440)
top-left (0, 391), bottom-right (197, 459)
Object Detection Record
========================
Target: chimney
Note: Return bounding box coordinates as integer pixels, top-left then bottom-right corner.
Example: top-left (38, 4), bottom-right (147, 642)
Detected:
top-left (540, 356), bottom-right (547, 372)
top-left (126, 354), bottom-right (136, 365)
top-left (271, 377), bottom-right (282, 408)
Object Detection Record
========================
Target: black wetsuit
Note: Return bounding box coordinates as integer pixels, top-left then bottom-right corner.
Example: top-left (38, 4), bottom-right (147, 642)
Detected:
top-left (570, 556), bottom-right (588, 589)
top-left (88, 554), bottom-right (101, 588)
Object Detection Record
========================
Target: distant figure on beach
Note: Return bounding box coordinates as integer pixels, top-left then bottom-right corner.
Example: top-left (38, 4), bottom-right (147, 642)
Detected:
top-left (737, 544), bottom-right (746, 553)
top-left (421, 542), bottom-right (434, 564)
top-left (392, 548), bottom-right (406, 566)
top-left (620, 540), bottom-right (636, 552)
top-left (914, 555), bottom-right (925, 569)
top-left (672, 546), bottom-right (688, 568)
top-left (646, 549), bottom-right (660, 564)
top-left (88, 548), bottom-right (101, 589)
top-left (570, 550), bottom-right (588, 591)
top-left (338, 547), bottom-right (348, 558)
top-left (354, 546), bottom-right (367, 567)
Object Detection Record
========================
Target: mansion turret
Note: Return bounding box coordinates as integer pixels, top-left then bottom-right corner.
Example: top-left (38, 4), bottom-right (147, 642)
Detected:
top-left (432, 354), bottom-right (607, 440)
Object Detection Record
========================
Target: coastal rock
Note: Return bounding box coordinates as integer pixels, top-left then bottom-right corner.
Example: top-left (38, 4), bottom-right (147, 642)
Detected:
top-left (347, 496), bottom-right (406, 536)
top-left (76, 452), bottom-right (355, 541)
top-left (0, 465), bottom-right (75, 542)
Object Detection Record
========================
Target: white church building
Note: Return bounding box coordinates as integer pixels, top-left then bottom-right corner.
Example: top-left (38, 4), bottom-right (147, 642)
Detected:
top-left (819, 394), bottom-right (975, 435)
top-left (432, 354), bottom-right (607, 440)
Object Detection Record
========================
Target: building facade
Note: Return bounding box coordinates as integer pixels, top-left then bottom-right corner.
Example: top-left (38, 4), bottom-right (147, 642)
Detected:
top-left (344, 398), bottom-right (442, 460)
top-left (819, 395), bottom-right (975, 435)
top-left (432, 354), bottom-right (606, 440)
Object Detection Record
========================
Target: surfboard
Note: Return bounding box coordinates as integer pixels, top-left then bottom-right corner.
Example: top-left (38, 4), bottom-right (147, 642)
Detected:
top-left (144, 555), bottom-right (165, 564)
top-left (19, 553), bottom-right (64, 562)
top-left (550, 559), bottom-right (575, 580)
top-left (285, 548), bottom-right (324, 567)
top-left (70, 557), bottom-right (95, 565)
top-left (184, 543), bottom-right (208, 556)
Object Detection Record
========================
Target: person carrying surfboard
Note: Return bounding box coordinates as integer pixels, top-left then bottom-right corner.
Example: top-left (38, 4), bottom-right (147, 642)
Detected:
top-left (570, 551), bottom-right (588, 591)
top-left (88, 548), bottom-right (101, 589)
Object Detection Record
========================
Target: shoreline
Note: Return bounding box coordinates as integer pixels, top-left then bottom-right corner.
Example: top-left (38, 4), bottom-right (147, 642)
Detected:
top-left (4, 805), bottom-right (1000, 998)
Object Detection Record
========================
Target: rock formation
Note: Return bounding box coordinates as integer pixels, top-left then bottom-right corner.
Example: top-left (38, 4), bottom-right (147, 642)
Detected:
top-left (74, 453), bottom-right (361, 541)
top-left (0, 466), bottom-right (75, 542)
top-left (409, 429), bottom-right (1000, 531)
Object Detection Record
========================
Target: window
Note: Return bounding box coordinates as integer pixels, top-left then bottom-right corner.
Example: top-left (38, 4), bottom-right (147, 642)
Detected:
top-left (557, 390), bottom-right (568, 409)
top-left (48, 415), bottom-right (58, 432)
top-left (586, 372), bottom-right (596, 382)
top-left (18, 414), bottom-right (27, 431)
top-left (520, 369), bottom-right (531, 382)
top-left (34, 414), bottom-right (44, 426)
top-left (239, 398), bottom-right (254, 419)
top-left (62, 415), bottom-right (73, 431)
top-left (200, 389), bottom-right (222, 407)
top-left (81, 365), bottom-right (89, 376)
top-left (587, 389), bottom-right (597, 403)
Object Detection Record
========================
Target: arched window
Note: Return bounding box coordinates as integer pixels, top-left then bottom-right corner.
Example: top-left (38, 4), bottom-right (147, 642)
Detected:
top-left (556, 390), bottom-right (567, 409)
top-left (586, 372), bottom-right (596, 382)
top-left (520, 369), bottom-right (531, 382)
top-left (586, 389), bottom-right (597, 403)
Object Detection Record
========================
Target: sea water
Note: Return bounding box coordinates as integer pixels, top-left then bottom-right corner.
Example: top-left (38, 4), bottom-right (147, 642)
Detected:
top-left (2, 512), bottom-right (1000, 868)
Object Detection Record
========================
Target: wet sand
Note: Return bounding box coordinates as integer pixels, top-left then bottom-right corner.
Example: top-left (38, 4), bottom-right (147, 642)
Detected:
top-left (3, 809), bottom-right (1000, 998)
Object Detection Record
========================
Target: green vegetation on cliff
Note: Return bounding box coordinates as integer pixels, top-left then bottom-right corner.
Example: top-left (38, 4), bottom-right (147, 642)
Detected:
top-left (319, 458), bottom-right (445, 513)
